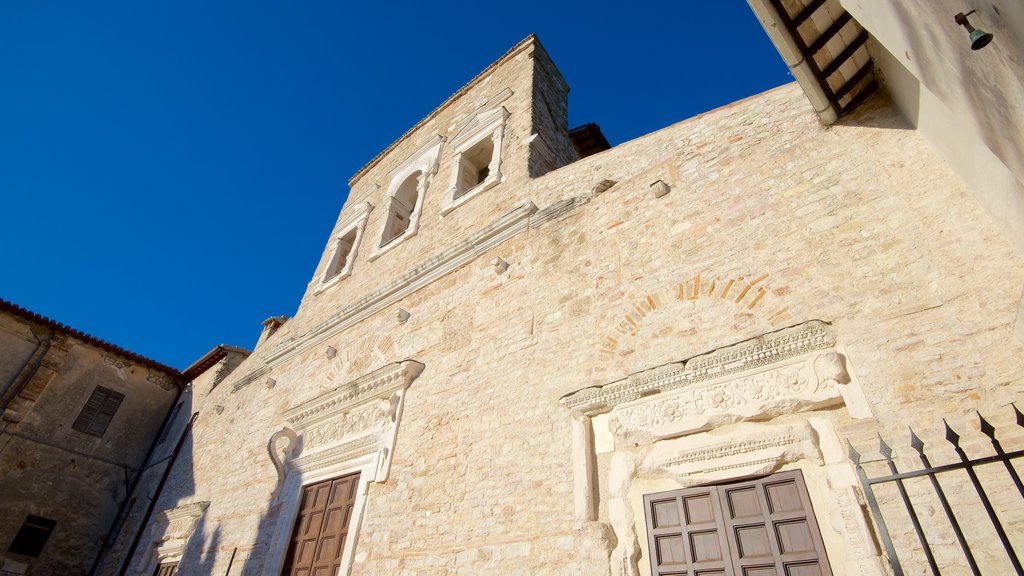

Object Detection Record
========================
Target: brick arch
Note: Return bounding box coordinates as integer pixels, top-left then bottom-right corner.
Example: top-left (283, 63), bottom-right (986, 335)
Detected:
top-left (322, 334), bottom-right (396, 391)
top-left (598, 272), bottom-right (792, 362)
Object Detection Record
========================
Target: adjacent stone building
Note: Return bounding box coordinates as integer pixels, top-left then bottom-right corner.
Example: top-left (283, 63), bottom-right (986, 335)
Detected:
top-left (0, 299), bottom-right (182, 575)
top-left (14, 1), bottom-right (1024, 574)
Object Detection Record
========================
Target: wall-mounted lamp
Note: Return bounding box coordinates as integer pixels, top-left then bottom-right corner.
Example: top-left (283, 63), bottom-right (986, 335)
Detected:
top-left (955, 10), bottom-right (994, 50)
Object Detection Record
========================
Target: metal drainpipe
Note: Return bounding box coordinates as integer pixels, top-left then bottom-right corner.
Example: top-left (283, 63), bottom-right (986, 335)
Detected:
top-left (87, 383), bottom-right (186, 576)
top-left (116, 411), bottom-right (199, 576)
top-left (746, 0), bottom-right (839, 125)
top-left (0, 329), bottom-right (52, 413)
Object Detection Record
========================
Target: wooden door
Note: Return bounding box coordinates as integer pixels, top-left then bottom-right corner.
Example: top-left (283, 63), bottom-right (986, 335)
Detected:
top-left (644, 471), bottom-right (831, 576)
top-left (281, 472), bottom-right (360, 576)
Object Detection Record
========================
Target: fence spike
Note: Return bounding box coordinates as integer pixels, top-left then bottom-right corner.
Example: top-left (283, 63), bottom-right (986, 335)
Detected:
top-left (944, 419), bottom-right (961, 447)
top-left (909, 427), bottom-right (925, 454)
top-left (1014, 403), bottom-right (1024, 428)
top-left (978, 411), bottom-right (996, 439)
top-left (847, 440), bottom-right (862, 465)
top-left (878, 434), bottom-right (894, 460)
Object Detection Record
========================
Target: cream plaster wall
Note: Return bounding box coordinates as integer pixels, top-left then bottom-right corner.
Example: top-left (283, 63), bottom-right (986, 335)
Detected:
top-left (842, 0), bottom-right (1024, 253)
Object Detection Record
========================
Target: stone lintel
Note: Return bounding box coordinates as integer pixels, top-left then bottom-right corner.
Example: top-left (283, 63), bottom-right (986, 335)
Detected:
top-left (283, 360), bottom-right (424, 431)
top-left (560, 320), bottom-right (836, 414)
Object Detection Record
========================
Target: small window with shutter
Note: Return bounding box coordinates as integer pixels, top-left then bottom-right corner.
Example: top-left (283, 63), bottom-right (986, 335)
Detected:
top-left (7, 515), bottom-right (57, 558)
top-left (72, 385), bottom-right (125, 437)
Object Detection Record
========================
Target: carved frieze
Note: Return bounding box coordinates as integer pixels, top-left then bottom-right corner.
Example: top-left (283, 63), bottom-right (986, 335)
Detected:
top-left (303, 401), bottom-right (389, 449)
top-left (641, 422), bottom-right (822, 486)
top-left (607, 353), bottom-right (843, 441)
top-left (270, 360), bottom-right (424, 488)
top-left (562, 320), bottom-right (837, 414)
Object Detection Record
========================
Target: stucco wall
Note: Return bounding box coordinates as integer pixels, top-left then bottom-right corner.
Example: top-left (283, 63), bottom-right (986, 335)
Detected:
top-left (0, 313), bottom-right (178, 576)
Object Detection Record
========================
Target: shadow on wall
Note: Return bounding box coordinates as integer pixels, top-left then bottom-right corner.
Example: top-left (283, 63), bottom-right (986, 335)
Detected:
top-left (885, 1), bottom-right (1024, 177)
top-left (238, 495), bottom-right (287, 575)
top-left (103, 391), bottom-right (198, 576)
top-left (833, 88), bottom-right (914, 131)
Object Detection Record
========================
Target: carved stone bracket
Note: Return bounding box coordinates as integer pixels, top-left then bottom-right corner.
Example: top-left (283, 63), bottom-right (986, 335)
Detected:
top-left (268, 427), bottom-right (299, 500)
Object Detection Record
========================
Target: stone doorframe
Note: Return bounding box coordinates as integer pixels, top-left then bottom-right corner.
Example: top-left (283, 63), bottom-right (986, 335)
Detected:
top-left (138, 501), bottom-right (209, 576)
top-left (560, 320), bottom-right (886, 576)
top-left (262, 360), bottom-right (424, 576)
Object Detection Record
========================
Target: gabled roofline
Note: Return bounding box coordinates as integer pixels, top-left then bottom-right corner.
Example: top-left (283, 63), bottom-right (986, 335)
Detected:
top-left (0, 297), bottom-right (183, 381)
top-left (348, 34), bottom-right (545, 188)
top-left (181, 344), bottom-right (251, 383)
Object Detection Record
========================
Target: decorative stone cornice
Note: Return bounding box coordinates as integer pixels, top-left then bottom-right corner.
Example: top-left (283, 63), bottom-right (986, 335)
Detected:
top-left (283, 360), bottom-right (424, 431)
top-left (159, 501), bottom-right (209, 523)
top-left (264, 201), bottom-right (539, 365)
top-left (560, 320), bottom-right (835, 414)
top-left (269, 359), bottom-right (425, 489)
top-left (230, 363), bottom-right (271, 393)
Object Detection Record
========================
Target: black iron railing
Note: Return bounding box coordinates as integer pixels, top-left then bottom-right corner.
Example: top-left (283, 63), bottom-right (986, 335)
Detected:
top-left (849, 406), bottom-right (1024, 575)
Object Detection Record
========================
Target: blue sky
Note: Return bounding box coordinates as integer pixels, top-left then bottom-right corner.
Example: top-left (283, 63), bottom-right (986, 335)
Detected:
top-left (0, 2), bottom-right (791, 369)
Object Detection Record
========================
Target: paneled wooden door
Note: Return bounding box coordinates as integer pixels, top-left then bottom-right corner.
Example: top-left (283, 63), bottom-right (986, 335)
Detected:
top-left (644, 470), bottom-right (832, 576)
top-left (281, 472), bottom-right (360, 576)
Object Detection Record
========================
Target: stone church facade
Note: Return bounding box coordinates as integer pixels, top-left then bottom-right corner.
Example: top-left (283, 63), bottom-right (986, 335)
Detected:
top-left (13, 2), bottom-right (1019, 575)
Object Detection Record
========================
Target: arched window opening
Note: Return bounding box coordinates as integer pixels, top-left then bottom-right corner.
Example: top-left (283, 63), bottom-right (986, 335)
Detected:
top-left (381, 171), bottom-right (420, 247)
top-left (455, 136), bottom-right (495, 200)
top-left (325, 228), bottom-right (358, 281)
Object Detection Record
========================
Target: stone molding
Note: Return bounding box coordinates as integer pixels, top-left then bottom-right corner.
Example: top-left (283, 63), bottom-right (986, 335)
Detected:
top-left (292, 436), bottom-right (380, 474)
top-left (230, 364), bottom-right (271, 393)
top-left (560, 320), bottom-right (836, 414)
top-left (271, 360), bottom-right (424, 487)
top-left (606, 351), bottom-right (844, 441)
top-left (152, 501), bottom-right (209, 563)
top-left (283, 360), bottom-right (423, 430)
top-left (263, 201), bottom-right (539, 364)
top-left (641, 422), bottom-right (823, 486)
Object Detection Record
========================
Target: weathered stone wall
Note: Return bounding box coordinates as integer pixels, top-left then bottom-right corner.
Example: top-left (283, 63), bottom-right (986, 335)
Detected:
top-left (122, 38), bottom-right (1024, 575)
top-left (0, 312), bottom-right (178, 576)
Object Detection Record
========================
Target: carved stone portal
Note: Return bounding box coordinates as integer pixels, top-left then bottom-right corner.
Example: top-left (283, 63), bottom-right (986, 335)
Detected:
top-left (560, 320), bottom-right (882, 576)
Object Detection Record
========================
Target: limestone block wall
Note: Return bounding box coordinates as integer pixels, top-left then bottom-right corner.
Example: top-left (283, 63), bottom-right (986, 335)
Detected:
top-left (293, 36), bottom-right (572, 326)
top-left (124, 77), bottom-right (1024, 575)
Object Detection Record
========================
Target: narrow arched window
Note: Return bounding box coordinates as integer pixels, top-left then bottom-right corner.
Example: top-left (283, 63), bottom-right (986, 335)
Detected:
top-left (381, 171), bottom-right (421, 247)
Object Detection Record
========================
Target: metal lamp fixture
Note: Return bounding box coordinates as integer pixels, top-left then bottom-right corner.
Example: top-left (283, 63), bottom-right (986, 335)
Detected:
top-left (955, 10), bottom-right (995, 50)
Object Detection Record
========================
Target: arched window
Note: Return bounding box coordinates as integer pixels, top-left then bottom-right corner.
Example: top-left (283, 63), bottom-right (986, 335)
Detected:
top-left (380, 171), bottom-right (421, 247)
top-left (317, 202), bottom-right (372, 290)
top-left (367, 135), bottom-right (443, 261)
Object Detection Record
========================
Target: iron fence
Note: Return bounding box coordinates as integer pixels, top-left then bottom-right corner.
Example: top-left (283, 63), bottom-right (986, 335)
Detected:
top-left (849, 406), bottom-right (1024, 575)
